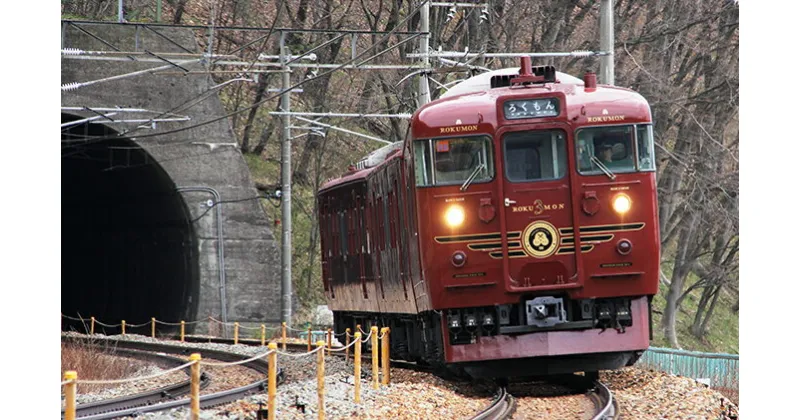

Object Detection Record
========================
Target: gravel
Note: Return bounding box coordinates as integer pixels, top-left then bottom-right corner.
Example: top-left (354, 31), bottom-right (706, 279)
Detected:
top-left (602, 367), bottom-right (739, 419)
top-left (62, 333), bottom-right (739, 420)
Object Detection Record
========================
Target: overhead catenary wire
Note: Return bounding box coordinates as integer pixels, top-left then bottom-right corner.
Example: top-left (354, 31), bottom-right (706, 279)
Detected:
top-left (59, 0), bottom-right (431, 147)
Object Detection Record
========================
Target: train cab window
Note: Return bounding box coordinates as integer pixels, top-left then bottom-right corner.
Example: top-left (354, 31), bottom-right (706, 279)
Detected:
top-left (413, 136), bottom-right (494, 186)
top-left (502, 130), bottom-right (566, 182)
top-left (576, 126), bottom-right (636, 175)
top-left (576, 125), bottom-right (655, 174)
top-left (637, 125), bottom-right (656, 171)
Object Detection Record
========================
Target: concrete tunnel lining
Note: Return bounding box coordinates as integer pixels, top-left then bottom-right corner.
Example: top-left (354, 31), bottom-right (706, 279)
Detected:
top-left (61, 113), bottom-right (199, 334)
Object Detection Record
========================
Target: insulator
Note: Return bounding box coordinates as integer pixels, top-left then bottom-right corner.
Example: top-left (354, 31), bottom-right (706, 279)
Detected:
top-left (571, 50), bottom-right (594, 57)
top-left (61, 82), bottom-right (83, 91)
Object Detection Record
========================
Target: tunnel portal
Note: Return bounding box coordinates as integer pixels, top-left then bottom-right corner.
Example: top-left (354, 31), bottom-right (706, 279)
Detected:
top-left (61, 114), bottom-right (199, 334)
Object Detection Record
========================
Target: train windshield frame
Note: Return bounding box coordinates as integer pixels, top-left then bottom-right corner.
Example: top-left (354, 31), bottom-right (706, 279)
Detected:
top-left (502, 129), bottom-right (567, 183)
top-left (413, 135), bottom-right (495, 187)
top-left (575, 124), bottom-right (656, 175)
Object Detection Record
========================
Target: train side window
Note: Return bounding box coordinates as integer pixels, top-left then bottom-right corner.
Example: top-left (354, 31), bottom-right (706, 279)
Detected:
top-left (503, 130), bottom-right (566, 182)
top-left (636, 125), bottom-right (656, 171)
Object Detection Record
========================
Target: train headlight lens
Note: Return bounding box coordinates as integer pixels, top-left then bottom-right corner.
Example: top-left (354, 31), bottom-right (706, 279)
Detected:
top-left (444, 205), bottom-right (465, 227)
top-left (612, 194), bottom-right (632, 214)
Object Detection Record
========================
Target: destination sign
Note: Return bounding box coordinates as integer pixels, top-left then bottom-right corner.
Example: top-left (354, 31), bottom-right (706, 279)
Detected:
top-left (503, 98), bottom-right (559, 120)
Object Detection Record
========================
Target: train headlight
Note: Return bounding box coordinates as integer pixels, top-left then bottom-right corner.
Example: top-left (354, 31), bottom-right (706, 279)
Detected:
top-left (612, 194), bottom-right (632, 214)
top-left (444, 205), bottom-right (465, 227)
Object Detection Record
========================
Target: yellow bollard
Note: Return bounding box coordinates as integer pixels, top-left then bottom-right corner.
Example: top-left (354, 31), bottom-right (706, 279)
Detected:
top-left (181, 321), bottom-right (186, 342)
top-left (121, 320), bottom-right (126, 336)
top-left (151, 317), bottom-right (156, 338)
top-left (282, 322), bottom-right (287, 350)
top-left (64, 371), bottom-right (77, 420)
top-left (345, 328), bottom-right (351, 364)
top-left (327, 328), bottom-right (332, 356)
top-left (317, 340), bottom-right (326, 420)
top-left (90, 316), bottom-right (95, 335)
top-left (307, 326), bottom-right (312, 351)
top-left (356, 324), bottom-right (361, 335)
top-left (267, 343), bottom-right (277, 420)
top-left (381, 327), bottom-right (391, 385)
top-left (371, 326), bottom-right (379, 389)
top-left (261, 324), bottom-right (266, 346)
top-left (189, 353), bottom-right (201, 420)
top-left (234, 322), bottom-right (240, 345)
top-left (354, 331), bottom-right (362, 403)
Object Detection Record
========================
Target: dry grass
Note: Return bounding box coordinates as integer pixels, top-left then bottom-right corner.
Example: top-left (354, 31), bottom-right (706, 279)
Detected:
top-left (61, 340), bottom-right (148, 393)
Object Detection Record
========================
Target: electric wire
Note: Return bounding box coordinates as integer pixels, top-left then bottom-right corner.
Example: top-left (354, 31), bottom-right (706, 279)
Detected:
top-left (60, 0), bottom-right (431, 149)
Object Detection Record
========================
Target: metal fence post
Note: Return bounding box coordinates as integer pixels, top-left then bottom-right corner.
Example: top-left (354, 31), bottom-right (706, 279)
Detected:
top-left (371, 326), bottom-right (379, 389)
top-left (268, 343), bottom-right (277, 420)
top-left (190, 353), bottom-right (201, 419)
top-left (354, 331), bottom-right (362, 403)
top-left (64, 371), bottom-right (77, 420)
top-left (317, 340), bottom-right (326, 420)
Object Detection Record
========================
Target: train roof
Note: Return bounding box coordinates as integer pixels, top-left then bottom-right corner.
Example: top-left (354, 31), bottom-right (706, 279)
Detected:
top-left (412, 67), bottom-right (651, 138)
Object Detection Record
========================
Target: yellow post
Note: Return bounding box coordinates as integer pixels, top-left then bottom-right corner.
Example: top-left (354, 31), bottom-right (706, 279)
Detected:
top-left (64, 371), bottom-right (77, 420)
top-left (234, 322), bottom-right (240, 345)
top-left (181, 321), bottom-right (186, 342)
top-left (151, 317), bottom-right (156, 338)
top-left (189, 353), bottom-right (201, 420)
top-left (345, 328), bottom-right (351, 364)
top-left (261, 324), bottom-right (266, 346)
top-left (90, 317), bottom-right (95, 335)
top-left (121, 320), bottom-right (126, 336)
top-left (307, 326), bottom-right (312, 351)
top-left (327, 328), bottom-right (332, 356)
top-left (282, 322), bottom-right (287, 350)
top-left (371, 326), bottom-right (379, 389)
top-left (356, 323), bottom-right (361, 335)
top-left (381, 327), bottom-right (391, 385)
top-left (317, 340), bottom-right (326, 420)
top-left (267, 343), bottom-right (277, 420)
top-left (354, 331), bottom-right (362, 403)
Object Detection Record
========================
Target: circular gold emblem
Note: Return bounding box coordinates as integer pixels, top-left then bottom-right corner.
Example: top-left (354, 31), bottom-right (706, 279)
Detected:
top-left (521, 220), bottom-right (559, 258)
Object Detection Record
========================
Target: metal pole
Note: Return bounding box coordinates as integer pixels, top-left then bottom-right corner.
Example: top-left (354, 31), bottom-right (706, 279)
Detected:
top-left (418, 0), bottom-right (431, 106)
top-left (156, 0), bottom-right (162, 23)
top-left (280, 34), bottom-right (294, 327)
top-left (599, 0), bottom-right (615, 85)
top-left (118, 0), bottom-right (124, 22)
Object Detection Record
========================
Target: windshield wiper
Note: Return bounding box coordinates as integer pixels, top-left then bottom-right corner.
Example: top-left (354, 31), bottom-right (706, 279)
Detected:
top-left (460, 162), bottom-right (486, 192)
top-left (590, 156), bottom-right (616, 180)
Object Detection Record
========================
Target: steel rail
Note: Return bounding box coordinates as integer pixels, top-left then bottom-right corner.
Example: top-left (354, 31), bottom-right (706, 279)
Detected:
top-left (61, 347), bottom-right (210, 418)
top-left (60, 336), bottom-right (284, 420)
top-left (470, 387), bottom-right (516, 420)
top-left (589, 380), bottom-right (617, 420)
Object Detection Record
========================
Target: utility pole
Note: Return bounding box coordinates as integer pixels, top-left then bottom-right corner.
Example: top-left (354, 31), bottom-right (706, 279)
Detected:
top-left (599, 0), bottom-right (615, 85)
top-left (280, 35), bottom-right (293, 327)
top-left (418, 1), bottom-right (432, 107)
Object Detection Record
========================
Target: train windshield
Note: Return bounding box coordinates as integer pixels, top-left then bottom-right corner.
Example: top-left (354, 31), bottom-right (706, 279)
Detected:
top-left (576, 124), bottom-right (656, 174)
top-left (413, 136), bottom-right (495, 187)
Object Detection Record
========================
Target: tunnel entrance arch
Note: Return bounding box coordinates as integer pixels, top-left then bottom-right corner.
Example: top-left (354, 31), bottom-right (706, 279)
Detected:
top-left (61, 113), bottom-right (199, 334)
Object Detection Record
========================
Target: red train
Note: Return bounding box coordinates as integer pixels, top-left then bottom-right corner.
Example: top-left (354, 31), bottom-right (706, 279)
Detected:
top-left (317, 58), bottom-right (659, 378)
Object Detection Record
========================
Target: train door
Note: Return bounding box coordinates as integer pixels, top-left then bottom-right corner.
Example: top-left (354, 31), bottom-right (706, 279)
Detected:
top-left (497, 124), bottom-right (579, 292)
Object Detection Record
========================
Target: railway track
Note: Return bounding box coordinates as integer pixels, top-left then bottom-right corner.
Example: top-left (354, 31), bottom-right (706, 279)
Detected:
top-left (469, 378), bottom-right (617, 420)
top-left (61, 347), bottom-right (210, 419)
top-left (61, 336), bottom-right (284, 420)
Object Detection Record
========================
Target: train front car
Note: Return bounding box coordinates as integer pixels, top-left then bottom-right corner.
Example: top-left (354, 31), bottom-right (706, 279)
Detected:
top-left (410, 60), bottom-right (659, 378)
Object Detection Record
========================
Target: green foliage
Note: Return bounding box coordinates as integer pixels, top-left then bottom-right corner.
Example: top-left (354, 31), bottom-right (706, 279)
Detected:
top-left (651, 274), bottom-right (739, 354)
